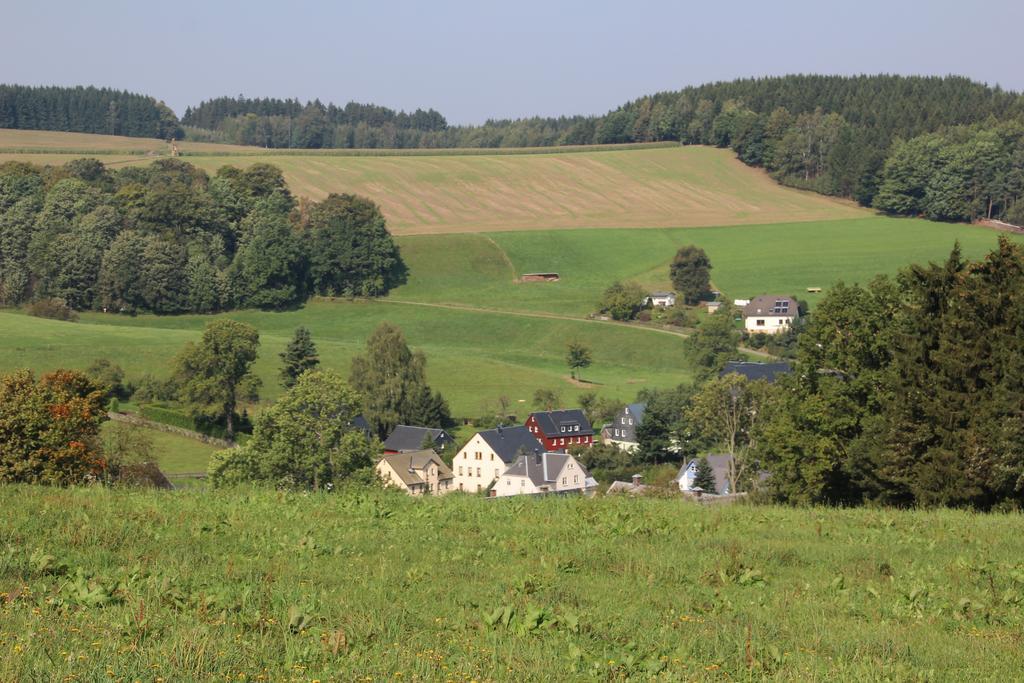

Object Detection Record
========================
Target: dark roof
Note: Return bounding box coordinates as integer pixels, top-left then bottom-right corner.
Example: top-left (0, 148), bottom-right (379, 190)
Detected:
top-left (743, 295), bottom-right (798, 318)
top-left (349, 414), bottom-right (371, 436)
top-left (529, 409), bottom-right (594, 437)
top-left (378, 450), bottom-right (454, 486)
top-left (383, 425), bottom-right (453, 452)
top-left (626, 402), bottom-right (646, 425)
top-left (503, 451), bottom-right (583, 488)
top-left (720, 361), bottom-right (792, 383)
top-left (477, 425), bottom-right (545, 464)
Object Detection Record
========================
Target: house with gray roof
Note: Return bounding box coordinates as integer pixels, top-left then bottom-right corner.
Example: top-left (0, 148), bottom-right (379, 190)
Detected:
top-left (601, 402), bottom-right (646, 452)
top-left (526, 409), bottom-right (594, 451)
top-left (383, 425), bottom-right (454, 454)
top-left (376, 450), bottom-right (455, 496)
top-left (493, 450), bottom-right (593, 497)
top-left (743, 295), bottom-right (799, 335)
top-left (720, 361), bottom-right (792, 383)
top-left (646, 291), bottom-right (676, 307)
top-left (674, 454), bottom-right (734, 495)
top-left (452, 425), bottom-right (544, 493)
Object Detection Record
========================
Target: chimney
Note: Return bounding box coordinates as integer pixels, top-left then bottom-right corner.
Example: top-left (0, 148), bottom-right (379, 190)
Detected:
top-left (631, 474), bottom-right (642, 488)
top-left (497, 424), bottom-right (503, 437)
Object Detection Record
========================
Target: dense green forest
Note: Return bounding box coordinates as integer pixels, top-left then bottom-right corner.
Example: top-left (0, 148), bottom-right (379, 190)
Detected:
top-left (0, 84), bottom-right (182, 140)
top-left (0, 159), bottom-right (404, 313)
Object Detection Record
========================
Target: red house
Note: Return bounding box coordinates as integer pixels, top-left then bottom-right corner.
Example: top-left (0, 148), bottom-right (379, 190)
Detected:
top-left (525, 409), bottom-right (594, 451)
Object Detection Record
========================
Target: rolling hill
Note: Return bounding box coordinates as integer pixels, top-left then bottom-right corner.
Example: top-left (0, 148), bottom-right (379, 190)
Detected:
top-left (0, 129), bottom-right (864, 234)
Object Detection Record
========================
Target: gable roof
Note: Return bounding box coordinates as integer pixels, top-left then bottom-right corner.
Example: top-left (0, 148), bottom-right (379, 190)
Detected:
top-left (379, 450), bottom-right (454, 487)
top-left (529, 409), bottom-right (594, 437)
top-left (675, 454), bottom-right (733, 495)
top-left (383, 425), bottom-right (452, 452)
top-left (742, 295), bottom-right (798, 319)
top-left (648, 291), bottom-right (675, 298)
top-left (477, 425), bottom-right (545, 464)
top-left (720, 361), bottom-right (792, 383)
top-left (503, 451), bottom-right (584, 488)
top-left (625, 402), bottom-right (646, 425)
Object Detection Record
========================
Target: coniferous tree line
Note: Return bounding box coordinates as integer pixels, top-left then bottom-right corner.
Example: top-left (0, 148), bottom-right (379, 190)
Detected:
top-left (0, 84), bottom-right (182, 139)
top-left (752, 238), bottom-right (1024, 509)
top-left (0, 158), bottom-right (405, 313)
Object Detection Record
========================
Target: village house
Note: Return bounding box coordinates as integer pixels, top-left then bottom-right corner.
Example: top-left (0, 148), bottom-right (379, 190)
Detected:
top-left (742, 295), bottom-right (799, 334)
top-left (601, 403), bottom-right (646, 452)
top-left (452, 425), bottom-right (544, 493)
top-left (525, 409), bottom-right (594, 451)
top-left (606, 474), bottom-right (652, 495)
top-left (376, 450), bottom-right (455, 496)
top-left (674, 454), bottom-right (733, 495)
top-left (493, 450), bottom-right (594, 497)
top-left (382, 425), bottom-right (455, 454)
top-left (646, 291), bottom-right (676, 307)
top-left (720, 360), bottom-right (792, 383)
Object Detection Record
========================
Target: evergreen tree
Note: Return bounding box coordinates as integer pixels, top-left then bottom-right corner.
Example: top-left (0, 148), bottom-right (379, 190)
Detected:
top-left (279, 326), bottom-right (320, 389)
top-left (692, 456), bottom-right (717, 492)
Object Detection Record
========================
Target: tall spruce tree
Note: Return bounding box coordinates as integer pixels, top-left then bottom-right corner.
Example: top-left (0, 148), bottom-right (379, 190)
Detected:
top-left (279, 326), bottom-right (320, 389)
top-left (692, 456), bottom-right (717, 492)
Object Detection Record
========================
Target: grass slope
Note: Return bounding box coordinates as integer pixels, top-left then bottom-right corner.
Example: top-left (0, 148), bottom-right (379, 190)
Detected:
top-left (2, 487), bottom-right (1023, 680)
top-left (394, 218), bottom-right (1018, 315)
top-left (0, 301), bottom-right (690, 417)
top-left (0, 130), bottom-right (864, 234)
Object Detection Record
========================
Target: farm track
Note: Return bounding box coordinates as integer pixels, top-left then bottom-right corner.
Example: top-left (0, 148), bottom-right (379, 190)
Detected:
top-left (364, 297), bottom-right (776, 358)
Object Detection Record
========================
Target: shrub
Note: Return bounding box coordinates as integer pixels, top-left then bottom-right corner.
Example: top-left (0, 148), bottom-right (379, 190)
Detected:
top-left (131, 374), bottom-right (178, 403)
top-left (664, 305), bottom-right (692, 327)
top-left (636, 310), bottom-right (652, 322)
top-left (25, 297), bottom-right (78, 322)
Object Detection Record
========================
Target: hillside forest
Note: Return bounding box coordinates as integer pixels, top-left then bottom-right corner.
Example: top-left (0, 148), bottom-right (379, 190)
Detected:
top-left (3, 76), bottom-right (1024, 223)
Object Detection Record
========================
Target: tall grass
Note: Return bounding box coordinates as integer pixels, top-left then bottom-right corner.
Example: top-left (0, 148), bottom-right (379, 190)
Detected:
top-left (1, 486), bottom-right (1022, 680)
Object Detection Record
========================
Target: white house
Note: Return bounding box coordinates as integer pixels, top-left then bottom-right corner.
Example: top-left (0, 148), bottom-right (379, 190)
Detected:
top-left (452, 425), bottom-right (544, 494)
top-left (646, 291), bottom-right (676, 307)
top-left (674, 454), bottom-right (733, 495)
top-left (493, 451), bottom-right (593, 497)
top-left (742, 295), bottom-right (799, 335)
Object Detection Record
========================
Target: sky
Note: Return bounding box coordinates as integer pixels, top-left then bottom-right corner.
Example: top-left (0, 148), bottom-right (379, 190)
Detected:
top-left (1, 0), bottom-right (1022, 125)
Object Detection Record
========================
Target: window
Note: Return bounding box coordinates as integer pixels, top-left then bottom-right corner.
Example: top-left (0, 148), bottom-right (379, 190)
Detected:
top-left (614, 429), bottom-right (620, 437)
top-left (562, 477), bottom-right (566, 485)
top-left (756, 319), bottom-right (765, 327)
top-left (520, 479), bottom-right (525, 487)
top-left (621, 418), bottom-right (626, 425)
top-left (476, 467), bottom-right (481, 477)
top-left (494, 469), bottom-right (499, 478)
top-left (490, 453), bottom-right (494, 461)
top-left (574, 475), bottom-right (578, 483)
top-left (507, 479), bottom-right (511, 486)
top-left (560, 426), bottom-right (566, 433)
top-left (458, 466), bottom-right (463, 476)
top-left (628, 419), bottom-right (633, 426)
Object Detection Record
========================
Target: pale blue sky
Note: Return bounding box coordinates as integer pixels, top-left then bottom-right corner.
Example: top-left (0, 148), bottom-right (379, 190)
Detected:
top-left (1, 0), bottom-right (1021, 124)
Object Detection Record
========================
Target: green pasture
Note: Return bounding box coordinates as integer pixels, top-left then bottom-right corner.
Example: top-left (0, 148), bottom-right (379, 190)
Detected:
top-left (393, 217), bottom-right (1018, 316)
top-left (99, 421), bottom-right (218, 475)
top-left (0, 301), bottom-right (690, 417)
top-left (2, 487), bottom-right (1023, 680)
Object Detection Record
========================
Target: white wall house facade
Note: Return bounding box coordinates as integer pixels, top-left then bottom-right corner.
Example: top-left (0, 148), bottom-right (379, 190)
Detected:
top-left (494, 451), bottom-right (591, 497)
top-left (646, 291), bottom-right (676, 307)
top-left (743, 296), bottom-right (799, 335)
top-left (376, 451), bottom-right (455, 496)
top-left (451, 425), bottom-right (543, 494)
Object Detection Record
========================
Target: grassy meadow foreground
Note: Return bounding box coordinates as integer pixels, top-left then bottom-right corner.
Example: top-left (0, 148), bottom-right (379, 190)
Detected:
top-left (2, 487), bottom-right (1023, 680)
